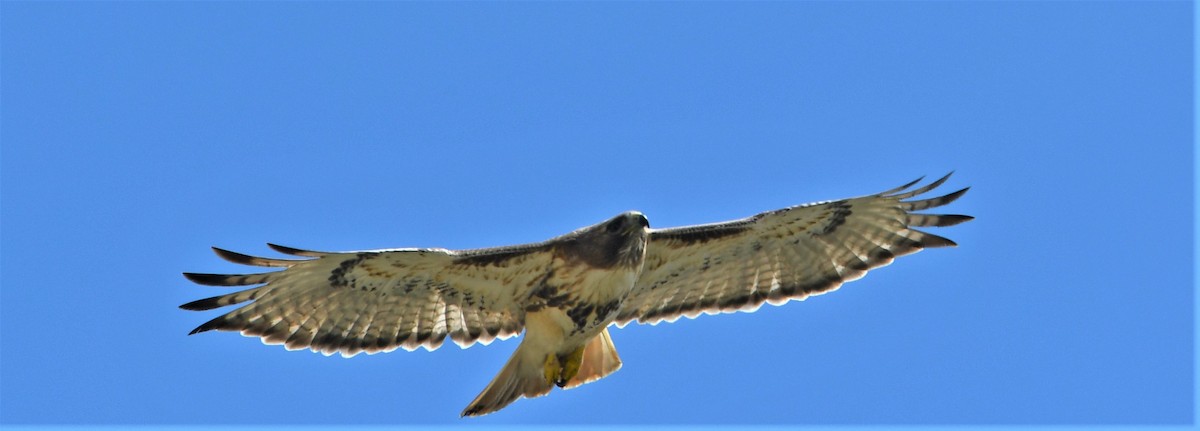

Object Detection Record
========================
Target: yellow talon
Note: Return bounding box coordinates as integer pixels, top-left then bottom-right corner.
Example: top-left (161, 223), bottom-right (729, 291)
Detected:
top-left (543, 353), bottom-right (561, 386)
top-left (557, 345), bottom-right (586, 388)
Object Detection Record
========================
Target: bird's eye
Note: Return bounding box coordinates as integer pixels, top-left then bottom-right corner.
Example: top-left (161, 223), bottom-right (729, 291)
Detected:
top-left (606, 218), bottom-right (624, 233)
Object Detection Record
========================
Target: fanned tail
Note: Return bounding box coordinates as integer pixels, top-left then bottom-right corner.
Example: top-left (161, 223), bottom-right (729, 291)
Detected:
top-left (461, 339), bottom-right (553, 417)
top-left (563, 328), bottom-right (622, 389)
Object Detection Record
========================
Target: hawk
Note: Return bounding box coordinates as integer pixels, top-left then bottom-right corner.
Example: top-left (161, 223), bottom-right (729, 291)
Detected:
top-left (181, 174), bottom-right (971, 416)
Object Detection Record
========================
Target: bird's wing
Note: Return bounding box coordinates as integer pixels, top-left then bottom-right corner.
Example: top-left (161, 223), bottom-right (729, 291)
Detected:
top-left (181, 242), bottom-right (555, 357)
top-left (614, 173), bottom-right (971, 326)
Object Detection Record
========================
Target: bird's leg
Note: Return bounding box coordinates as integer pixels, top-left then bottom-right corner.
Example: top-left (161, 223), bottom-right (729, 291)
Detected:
top-left (555, 345), bottom-right (587, 388)
top-left (543, 353), bottom-right (561, 387)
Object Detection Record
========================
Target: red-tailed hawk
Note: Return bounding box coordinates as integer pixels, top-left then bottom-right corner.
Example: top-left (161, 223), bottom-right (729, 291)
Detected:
top-left (181, 174), bottom-right (971, 416)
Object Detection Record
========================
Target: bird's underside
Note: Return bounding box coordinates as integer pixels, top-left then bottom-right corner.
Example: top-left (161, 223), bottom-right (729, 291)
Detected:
top-left (181, 173), bottom-right (972, 416)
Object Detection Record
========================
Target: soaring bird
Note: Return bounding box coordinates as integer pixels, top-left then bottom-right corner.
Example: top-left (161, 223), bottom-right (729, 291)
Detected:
top-left (181, 174), bottom-right (971, 416)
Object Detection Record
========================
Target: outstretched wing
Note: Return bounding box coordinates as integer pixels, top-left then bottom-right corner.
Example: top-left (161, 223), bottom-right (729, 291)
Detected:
top-left (614, 173), bottom-right (971, 326)
top-left (181, 242), bottom-right (554, 357)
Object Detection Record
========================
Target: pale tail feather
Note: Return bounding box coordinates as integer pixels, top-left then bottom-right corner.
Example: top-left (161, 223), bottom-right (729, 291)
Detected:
top-left (461, 340), bottom-right (553, 417)
top-left (563, 328), bottom-right (623, 389)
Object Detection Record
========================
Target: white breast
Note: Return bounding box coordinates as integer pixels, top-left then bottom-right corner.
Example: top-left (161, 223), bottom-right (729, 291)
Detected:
top-left (539, 259), bottom-right (641, 346)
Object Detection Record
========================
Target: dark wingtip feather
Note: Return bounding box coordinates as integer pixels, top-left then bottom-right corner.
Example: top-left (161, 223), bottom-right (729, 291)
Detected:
top-left (936, 187), bottom-right (970, 205)
top-left (179, 295), bottom-right (226, 311)
top-left (183, 272), bottom-right (227, 286)
top-left (182, 272), bottom-right (270, 286)
top-left (878, 176), bottom-right (926, 196)
top-left (187, 315), bottom-right (227, 334)
top-left (212, 246), bottom-right (301, 267)
top-left (267, 243), bottom-right (328, 257)
top-left (917, 231), bottom-right (958, 248)
top-left (902, 187), bottom-right (970, 211)
top-left (937, 214), bottom-right (974, 226)
top-left (889, 172), bottom-right (955, 199)
top-left (934, 171), bottom-right (955, 185)
top-left (211, 247), bottom-right (256, 265)
top-left (909, 214), bottom-right (975, 227)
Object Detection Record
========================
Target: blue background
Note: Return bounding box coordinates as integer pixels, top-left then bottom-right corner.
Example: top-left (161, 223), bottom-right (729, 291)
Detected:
top-left (1, 1), bottom-right (1192, 426)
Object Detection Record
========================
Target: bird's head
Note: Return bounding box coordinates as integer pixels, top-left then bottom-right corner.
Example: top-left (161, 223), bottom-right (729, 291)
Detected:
top-left (560, 211), bottom-right (649, 269)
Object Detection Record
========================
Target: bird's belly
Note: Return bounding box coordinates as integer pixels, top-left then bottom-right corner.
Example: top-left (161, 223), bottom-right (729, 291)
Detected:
top-left (535, 265), bottom-right (638, 352)
top-left (527, 307), bottom-right (597, 352)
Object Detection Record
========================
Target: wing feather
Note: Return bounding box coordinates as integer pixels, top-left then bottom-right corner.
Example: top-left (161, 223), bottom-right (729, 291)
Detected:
top-left (876, 175), bottom-right (925, 196)
top-left (182, 272), bottom-right (274, 287)
top-left (906, 213), bottom-right (973, 227)
top-left (885, 172), bottom-right (951, 199)
top-left (212, 247), bottom-right (303, 267)
top-left (615, 174), bottom-right (972, 326)
top-left (181, 242), bottom-right (554, 356)
top-left (900, 187), bottom-right (970, 211)
top-left (266, 243), bottom-right (330, 257)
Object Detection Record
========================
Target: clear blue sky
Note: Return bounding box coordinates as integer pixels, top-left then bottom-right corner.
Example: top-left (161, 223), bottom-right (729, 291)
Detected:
top-left (1, 1), bottom-right (1192, 426)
